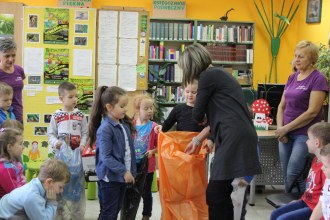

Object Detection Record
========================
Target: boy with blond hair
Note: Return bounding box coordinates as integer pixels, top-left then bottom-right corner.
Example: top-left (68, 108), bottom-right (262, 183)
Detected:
top-left (0, 82), bottom-right (15, 126)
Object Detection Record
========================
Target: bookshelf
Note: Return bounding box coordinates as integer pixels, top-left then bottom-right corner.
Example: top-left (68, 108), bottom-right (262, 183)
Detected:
top-left (148, 18), bottom-right (255, 122)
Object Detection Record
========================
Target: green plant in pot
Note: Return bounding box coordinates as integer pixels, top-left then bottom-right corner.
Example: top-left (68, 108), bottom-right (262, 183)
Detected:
top-left (254, 0), bottom-right (301, 83)
top-left (147, 63), bottom-right (171, 124)
top-left (316, 43), bottom-right (330, 121)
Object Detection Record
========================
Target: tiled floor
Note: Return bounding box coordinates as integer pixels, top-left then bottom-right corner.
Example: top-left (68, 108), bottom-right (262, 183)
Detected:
top-left (84, 185), bottom-right (281, 220)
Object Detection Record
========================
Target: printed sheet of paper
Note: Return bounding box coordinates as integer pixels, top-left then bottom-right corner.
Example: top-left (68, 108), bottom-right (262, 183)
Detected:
top-left (73, 49), bottom-right (93, 76)
top-left (118, 65), bottom-right (136, 91)
top-left (46, 86), bottom-right (59, 93)
top-left (98, 37), bottom-right (117, 64)
top-left (119, 11), bottom-right (138, 38)
top-left (98, 10), bottom-right (118, 38)
top-left (98, 64), bottom-right (117, 87)
top-left (24, 85), bottom-right (43, 91)
top-left (46, 96), bottom-right (61, 104)
top-left (24, 48), bottom-right (44, 75)
top-left (118, 38), bottom-right (138, 65)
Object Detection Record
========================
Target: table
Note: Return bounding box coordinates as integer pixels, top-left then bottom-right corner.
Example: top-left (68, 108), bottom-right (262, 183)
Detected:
top-left (249, 130), bottom-right (283, 205)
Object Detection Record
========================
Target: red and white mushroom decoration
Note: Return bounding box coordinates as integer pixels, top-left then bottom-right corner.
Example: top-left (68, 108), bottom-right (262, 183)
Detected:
top-left (251, 99), bottom-right (271, 115)
top-left (251, 99), bottom-right (273, 129)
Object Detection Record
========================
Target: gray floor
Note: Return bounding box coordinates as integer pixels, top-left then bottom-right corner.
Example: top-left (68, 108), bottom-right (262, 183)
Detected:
top-left (84, 185), bottom-right (281, 220)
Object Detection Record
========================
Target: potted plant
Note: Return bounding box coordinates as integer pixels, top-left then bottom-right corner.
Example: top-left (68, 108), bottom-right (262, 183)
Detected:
top-left (316, 43), bottom-right (330, 121)
top-left (147, 63), bottom-right (171, 124)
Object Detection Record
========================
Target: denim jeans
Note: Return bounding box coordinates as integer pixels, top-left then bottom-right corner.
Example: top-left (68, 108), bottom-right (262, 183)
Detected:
top-left (279, 134), bottom-right (308, 192)
top-left (142, 172), bottom-right (154, 217)
top-left (270, 200), bottom-right (312, 220)
top-left (206, 179), bottom-right (234, 220)
top-left (98, 180), bottom-right (126, 220)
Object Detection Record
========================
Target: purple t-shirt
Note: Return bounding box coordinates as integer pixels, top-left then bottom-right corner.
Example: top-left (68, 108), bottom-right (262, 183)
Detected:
top-left (283, 70), bottom-right (328, 135)
top-left (0, 65), bottom-right (25, 122)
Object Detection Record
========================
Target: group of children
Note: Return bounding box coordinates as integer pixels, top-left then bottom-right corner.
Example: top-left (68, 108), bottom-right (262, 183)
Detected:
top-left (271, 122), bottom-right (330, 220)
top-left (1, 77), bottom-right (330, 220)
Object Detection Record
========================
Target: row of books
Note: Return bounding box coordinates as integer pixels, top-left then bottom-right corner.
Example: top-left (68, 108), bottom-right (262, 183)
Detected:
top-left (156, 86), bottom-right (185, 103)
top-left (149, 45), bottom-right (181, 60)
top-left (205, 45), bottom-right (254, 62)
top-left (196, 24), bottom-right (254, 43)
top-left (150, 22), bottom-right (194, 41)
top-left (148, 64), bottom-right (183, 83)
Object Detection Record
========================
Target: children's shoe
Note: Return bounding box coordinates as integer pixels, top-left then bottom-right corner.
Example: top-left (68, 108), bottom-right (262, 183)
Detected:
top-left (142, 216), bottom-right (150, 220)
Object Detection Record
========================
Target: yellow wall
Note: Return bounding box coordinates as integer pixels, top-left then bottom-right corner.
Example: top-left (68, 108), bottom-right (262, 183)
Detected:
top-left (2, 0), bottom-right (329, 86)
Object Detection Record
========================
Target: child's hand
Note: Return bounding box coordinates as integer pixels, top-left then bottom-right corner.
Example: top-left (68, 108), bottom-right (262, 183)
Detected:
top-left (145, 149), bottom-right (157, 158)
top-left (55, 141), bottom-right (62, 149)
top-left (124, 171), bottom-right (135, 184)
top-left (46, 185), bottom-right (57, 201)
top-left (79, 145), bottom-right (85, 153)
top-left (154, 125), bottom-right (162, 134)
top-left (238, 179), bottom-right (249, 187)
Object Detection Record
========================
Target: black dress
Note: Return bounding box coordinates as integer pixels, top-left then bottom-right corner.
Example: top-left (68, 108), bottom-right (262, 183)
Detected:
top-left (193, 67), bottom-right (262, 180)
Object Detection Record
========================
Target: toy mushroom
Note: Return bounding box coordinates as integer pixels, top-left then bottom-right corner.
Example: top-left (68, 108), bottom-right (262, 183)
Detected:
top-left (251, 99), bottom-right (273, 130)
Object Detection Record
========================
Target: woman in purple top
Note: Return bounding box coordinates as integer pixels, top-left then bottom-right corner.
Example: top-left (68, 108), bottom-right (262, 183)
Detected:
top-left (0, 38), bottom-right (25, 123)
top-left (276, 40), bottom-right (328, 192)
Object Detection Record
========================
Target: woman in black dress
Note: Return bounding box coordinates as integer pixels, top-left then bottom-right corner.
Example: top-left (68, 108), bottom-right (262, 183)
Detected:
top-left (181, 43), bottom-right (261, 220)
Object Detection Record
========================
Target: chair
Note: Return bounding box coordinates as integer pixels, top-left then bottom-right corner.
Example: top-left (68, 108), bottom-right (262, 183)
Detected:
top-left (265, 153), bottom-right (315, 208)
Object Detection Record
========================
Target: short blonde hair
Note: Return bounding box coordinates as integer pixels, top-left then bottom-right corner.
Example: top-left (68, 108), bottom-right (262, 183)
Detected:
top-left (178, 43), bottom-right (212, 87)
top-left (295, 40), bottom-right (319, 65)
top-left (308, 122), bottom-right (330, 146)
top-left (133, 94), bottom-right (154, 112)
top-left (0, 82), bottom-right (13, 96)
top-left (1, 119), bottom-right (24, 132)
top-left (38, 159), bottom-right (70, 183)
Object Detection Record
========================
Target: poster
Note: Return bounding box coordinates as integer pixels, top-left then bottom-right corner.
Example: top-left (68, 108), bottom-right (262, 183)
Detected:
top-left (44, 48), bottom-right (69, 84)
top-left (0, 14), bottom-right (14, 39)
top-left (44, 8), bottom-right (69, 44)
top-left (69, 78), bottom-right (93, 114)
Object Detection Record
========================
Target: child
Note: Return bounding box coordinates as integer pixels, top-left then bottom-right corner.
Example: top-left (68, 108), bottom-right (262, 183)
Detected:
top-left (310, 142), bottom-right (330, 220)
top-left (88, 86), bottom-right (136, 220)
top-left (0, 82), bottom-right (15, 126)
top-left (271, 122), bottom-right (330, 220)
top-left (132, 94), bottom-right (158, 220)
top-left (47, 82), bottom-right (88, 219)
top-left (155, 80), bottom-right (210, 151)
top-left (0, 128), bottom-right (25, 198)
top-left (0, 158), bottom-right (71, 219)
top-left (1, 119), bottom-right (23, 132)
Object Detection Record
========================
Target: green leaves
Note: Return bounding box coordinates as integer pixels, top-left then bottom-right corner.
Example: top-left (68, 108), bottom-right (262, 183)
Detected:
top-left (316, 44), bottom-right (330, 86)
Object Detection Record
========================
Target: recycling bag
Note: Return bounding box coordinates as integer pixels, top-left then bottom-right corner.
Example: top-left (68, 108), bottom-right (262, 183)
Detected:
top-left (158, 131), bottom-right (208, 220)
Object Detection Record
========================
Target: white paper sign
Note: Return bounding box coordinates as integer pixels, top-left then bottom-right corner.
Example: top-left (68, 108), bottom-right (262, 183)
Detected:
top-left (118, 65), bottom-right (137, 91)
top-left (118, 39), bottom-right (138, 65)
top-left (46, 96), bottom-right (61, 104)
top-left (119, 11), bottom-right (138, 38)
top-left (47, 86), bottom-right (59, 93)
top-left (98, 64), bottom-right (117, 87)
top-left (24, 48), bottom-right (44, 75)
top-left (98, 10), bottom-right (118, 38)
top-left (73, 49), bottom-right (93, 76)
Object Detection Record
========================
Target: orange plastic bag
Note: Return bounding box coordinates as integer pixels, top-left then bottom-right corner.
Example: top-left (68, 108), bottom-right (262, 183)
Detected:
top-left (158, 131), bottom-right (208, 220)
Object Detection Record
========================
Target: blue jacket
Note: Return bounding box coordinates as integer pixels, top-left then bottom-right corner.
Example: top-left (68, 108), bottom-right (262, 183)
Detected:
top-left (0, 178), bottom-right (57, 219)
top-left (0, 106), bottom-right (16, 125)
top-left (95, 116), bottom-right (136, 182)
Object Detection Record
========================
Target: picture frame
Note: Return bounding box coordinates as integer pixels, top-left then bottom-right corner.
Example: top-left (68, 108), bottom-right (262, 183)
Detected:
top-left (306, 0), bottom-right (322, 23)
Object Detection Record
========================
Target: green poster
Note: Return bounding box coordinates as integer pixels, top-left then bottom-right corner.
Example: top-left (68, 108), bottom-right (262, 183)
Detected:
top-left (44, 8), bottom-right (69, 44)
top-left (0, 14), bottom-right (14, 39)
top-left (44, 48), bottom-right (69, 84)
top-left (69, 78), bottom-right (94, 114)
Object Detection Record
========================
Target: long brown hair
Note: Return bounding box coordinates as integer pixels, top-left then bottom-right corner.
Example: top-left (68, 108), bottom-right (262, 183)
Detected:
top-left (88, 86), bottom-right (135, 147)
top-left (0, 128), bottom-right (22, 161)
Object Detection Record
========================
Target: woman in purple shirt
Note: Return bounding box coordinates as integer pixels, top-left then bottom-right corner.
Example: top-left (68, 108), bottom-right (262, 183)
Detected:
top-left (0, 38), bottom-right (25, 123)
top-left (276, 40), bottom-right (328, 192)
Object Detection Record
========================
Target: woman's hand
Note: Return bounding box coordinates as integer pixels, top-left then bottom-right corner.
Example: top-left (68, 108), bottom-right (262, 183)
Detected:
top-left (275, 126), bottom-right (289, 139)
top-left (185, 141), bottom-right (197, 154)
top-left (278, 136), bottom-right (289, 143)
top-left (145, 149), bottom-right (156, 158)
top-left (203, 139), bottom-right (215, 153)
top-left (124, 171), bottom-right (135, 184)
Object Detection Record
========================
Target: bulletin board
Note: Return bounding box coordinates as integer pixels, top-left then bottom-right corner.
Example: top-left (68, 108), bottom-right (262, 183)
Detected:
top-left (96, 7), bottom-right (150, 91)
top-left (22, 6), bottom-right (96, 161)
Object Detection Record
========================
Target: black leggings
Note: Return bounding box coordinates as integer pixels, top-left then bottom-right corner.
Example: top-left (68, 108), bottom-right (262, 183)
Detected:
top-left (206, 179), bottom-right (234, 220)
